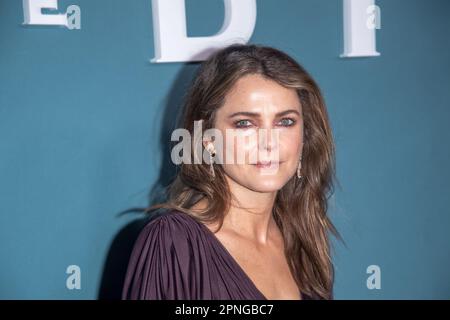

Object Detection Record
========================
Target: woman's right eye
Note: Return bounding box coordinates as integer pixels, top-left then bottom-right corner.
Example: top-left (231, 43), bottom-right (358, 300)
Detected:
top-left (234, 120), bottom-right (252, 128)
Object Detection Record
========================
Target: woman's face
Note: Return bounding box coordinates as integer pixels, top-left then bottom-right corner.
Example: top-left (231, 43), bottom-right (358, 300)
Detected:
top-left (210, 73), bottom-right (303, 193)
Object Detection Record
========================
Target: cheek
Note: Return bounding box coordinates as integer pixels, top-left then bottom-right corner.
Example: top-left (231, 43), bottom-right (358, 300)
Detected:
top-left (216, 126), bottom-right (303, 164)
top-left (226, 131), bottom-right (302, 164)
top-left (221, 129), bottom-right (257, 163)
top-left (280, 130), bottom-right (302, 154)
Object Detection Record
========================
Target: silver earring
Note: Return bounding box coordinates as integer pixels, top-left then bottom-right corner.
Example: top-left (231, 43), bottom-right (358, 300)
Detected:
top-left (204, 141), bottom-right (216, 178)
top-left (209, 151), bottom-right (215, 178)
top-left (205, 142), bottom-right (216, 178)
top-left (297, 155), bottom-right (303, 179)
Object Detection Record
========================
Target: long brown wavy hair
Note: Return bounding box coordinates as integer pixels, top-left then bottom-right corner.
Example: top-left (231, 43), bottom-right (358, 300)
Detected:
top-left (145, 43), bottom-right (341, 299)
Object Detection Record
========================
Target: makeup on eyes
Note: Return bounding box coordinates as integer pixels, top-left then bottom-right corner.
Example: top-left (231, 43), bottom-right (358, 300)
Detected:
top-left (228, 109), bottom-right (301, 129)
top-left (233, 117), bottom-right (297, 128)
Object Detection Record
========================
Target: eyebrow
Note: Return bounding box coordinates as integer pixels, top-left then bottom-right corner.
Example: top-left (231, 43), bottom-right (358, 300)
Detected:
top-left (228, 109), bottom-right (301, 118)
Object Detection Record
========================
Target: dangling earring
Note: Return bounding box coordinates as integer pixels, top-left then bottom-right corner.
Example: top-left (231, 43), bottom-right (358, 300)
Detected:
top-left (209, 151), bottom-right (215, 178)
top-left (297, 155), bottom-right (303, 179)
top-left (206, 142), bottom-right (216, 178)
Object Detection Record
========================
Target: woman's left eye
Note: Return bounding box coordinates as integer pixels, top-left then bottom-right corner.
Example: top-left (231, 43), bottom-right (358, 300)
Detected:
top-left (278, 118), bottom-right (296, 126)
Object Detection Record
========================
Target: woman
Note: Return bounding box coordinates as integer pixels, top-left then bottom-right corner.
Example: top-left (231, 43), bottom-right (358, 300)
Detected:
top-left (122, 44), bottom-right (340, 300)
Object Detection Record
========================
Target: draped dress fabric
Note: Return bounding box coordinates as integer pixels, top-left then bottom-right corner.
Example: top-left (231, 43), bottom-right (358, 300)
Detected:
top-left (122, 209), bottom-right (317, 300)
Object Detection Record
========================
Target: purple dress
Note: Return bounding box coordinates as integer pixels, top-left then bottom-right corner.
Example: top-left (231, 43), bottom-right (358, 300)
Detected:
top-left (122, 209), bottom-right (315, 300)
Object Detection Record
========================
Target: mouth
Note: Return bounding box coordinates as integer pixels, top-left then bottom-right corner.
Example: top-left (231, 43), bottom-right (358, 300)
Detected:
top-left (252, 161), bottom-right (282, 169)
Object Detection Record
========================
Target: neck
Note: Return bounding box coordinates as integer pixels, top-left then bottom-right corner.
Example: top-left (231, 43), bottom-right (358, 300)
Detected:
top-left (224, 175), bottom-right (278, 245)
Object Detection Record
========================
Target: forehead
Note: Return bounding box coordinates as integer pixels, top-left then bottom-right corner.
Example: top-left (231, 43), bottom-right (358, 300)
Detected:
top-left (221, 74), bottom-right (301, 113)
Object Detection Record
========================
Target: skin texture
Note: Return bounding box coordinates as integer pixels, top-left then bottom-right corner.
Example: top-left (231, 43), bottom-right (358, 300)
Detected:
top-left (194, 74), bottom-right (305, 299)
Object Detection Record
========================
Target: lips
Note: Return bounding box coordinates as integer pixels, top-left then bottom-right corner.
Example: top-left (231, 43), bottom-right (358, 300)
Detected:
top-left (252, 161), bottom-right (281, 168)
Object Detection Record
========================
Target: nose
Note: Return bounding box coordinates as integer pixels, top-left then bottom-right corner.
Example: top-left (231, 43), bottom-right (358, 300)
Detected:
top-left (258, 128), bottom-right (280, 153)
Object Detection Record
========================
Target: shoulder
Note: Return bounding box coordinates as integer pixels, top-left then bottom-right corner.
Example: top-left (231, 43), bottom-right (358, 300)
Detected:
top-left (131, 210), bottom-right (197, 267)
top-left (140, 209), bottom-right (205, 244)
top-left (122, 209), bottom-right (210, 299)
top-left (147, 208), bottom-right (201, 227)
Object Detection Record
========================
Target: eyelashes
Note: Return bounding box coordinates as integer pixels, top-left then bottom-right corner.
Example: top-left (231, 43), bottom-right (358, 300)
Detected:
top-left (233, 118), bottom-right (297, 128)
top-left (234, 119), bottom-right (252, 128)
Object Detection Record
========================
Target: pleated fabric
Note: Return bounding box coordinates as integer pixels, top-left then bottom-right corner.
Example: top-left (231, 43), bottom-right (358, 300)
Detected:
top-left (122, 209), bottom-right (315, 300)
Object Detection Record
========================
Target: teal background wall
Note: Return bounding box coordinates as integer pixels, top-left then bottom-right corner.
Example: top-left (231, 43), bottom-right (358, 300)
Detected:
top-left (1, 0), bottom-right (449, 299)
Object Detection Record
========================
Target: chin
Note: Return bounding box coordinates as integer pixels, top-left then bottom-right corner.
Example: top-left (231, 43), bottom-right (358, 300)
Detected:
top-left (246, 178), bottom-right (287, 193)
